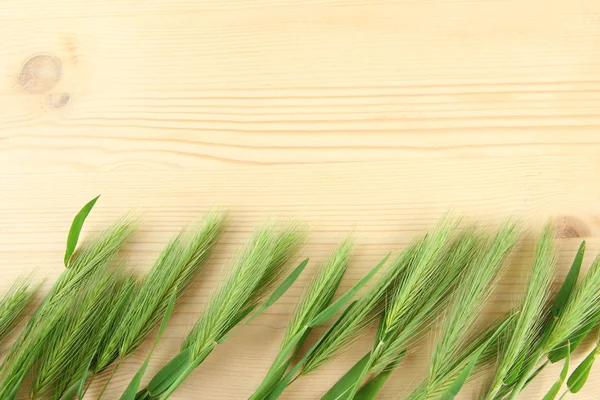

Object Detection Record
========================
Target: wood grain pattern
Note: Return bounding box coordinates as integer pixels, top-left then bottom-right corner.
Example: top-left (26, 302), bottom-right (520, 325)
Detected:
top-left (1, 0), bottom-right (600, 398)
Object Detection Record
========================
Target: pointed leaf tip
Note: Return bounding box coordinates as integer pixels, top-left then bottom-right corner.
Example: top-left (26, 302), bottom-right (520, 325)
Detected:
top-left (217, 258), bottom-right (309, 344)
top-left (121, 287), bottom-right (178, 400)
top-left (542, 342), bottom-right (570, 400)
top-left (443, 315), bottom-right (515, 400)
top-left (567, 343), bottom-right (598, 393)
top-left (551, 241), bottom-right (586, 318)
top-left (309, 252), bottom-right (390, 327)
top-left (64, 195), bottom-right (100, 267)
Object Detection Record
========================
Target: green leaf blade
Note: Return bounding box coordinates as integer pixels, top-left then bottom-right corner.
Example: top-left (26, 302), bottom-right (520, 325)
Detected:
top-left (321, 352), bottom-right (371, 400)
top-left (353, 369), bottom-right (394, 400)
top-left (551, 241), bottom-right (586, 318)
top-left (58, 371), bottom-right (88, 400)
top-left (309, 253), bottom-right (390, 328)
top-left (121, 288), bottom-right (178, 400)
top-left (542, 342), bottom-right (570, 400)
top-left (218, 258), bottom-right (309, 344)
top-left (146, 348), bottom-right (192, 397)
top-left (567, 344), bottom-right (598, 393)
top-left (262, 258), bottom-right (309, 310)
top-left (549, 321), bottom-right (595, 363)
top-left (64, 195), bottom-right (100, 267)
top-left (443, 315), bottom-right (515, 400)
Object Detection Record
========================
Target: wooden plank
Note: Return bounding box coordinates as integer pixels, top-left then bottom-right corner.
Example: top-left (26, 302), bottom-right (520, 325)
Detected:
top-left (1, 0), bottom-right (600, 398)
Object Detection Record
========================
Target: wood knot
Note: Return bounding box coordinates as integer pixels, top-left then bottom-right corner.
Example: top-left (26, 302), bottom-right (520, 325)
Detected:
top-left (18, 54), bottom-right (62, 93)
top-left (47, 93), bottom-right (70, 108)
top-left (556, 216), bottom-right (590, 239)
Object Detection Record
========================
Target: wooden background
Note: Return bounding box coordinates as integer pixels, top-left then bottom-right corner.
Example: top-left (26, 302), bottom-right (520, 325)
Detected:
top-left (1, 0), bottom-right (600, 398)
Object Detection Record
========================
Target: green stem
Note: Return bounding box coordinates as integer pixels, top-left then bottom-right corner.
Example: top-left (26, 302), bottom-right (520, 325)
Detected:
top-left (81, 373), bottom-right (95, 398)
top-left (97, 361), bottom-right (121, 400)
top-left (558, 390), bottom-right (568, 400)
top-left (507, 355), bottom-right (542, 400)
top-left (157, 361), bottom-right (198, 400)
top-left (321, 352), bottom-right (372, 400)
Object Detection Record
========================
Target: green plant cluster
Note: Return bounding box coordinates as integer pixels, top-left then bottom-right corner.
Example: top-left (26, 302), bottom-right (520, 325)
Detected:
top-left (0, 197), bottom-right (599, 400)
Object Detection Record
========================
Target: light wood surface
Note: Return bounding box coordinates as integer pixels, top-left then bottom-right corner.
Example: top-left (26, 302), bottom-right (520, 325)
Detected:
top-left (1, 0), bottom-right (600, 398)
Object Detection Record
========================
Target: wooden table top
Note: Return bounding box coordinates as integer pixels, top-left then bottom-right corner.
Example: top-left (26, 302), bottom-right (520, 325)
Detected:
top-left (1, 0), bottom-right (599, 398)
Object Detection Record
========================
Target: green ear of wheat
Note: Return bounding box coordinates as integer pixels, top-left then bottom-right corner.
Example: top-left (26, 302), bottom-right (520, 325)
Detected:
top-left (0, 278), bottom-right (39, 344)
top-left (138, 222), bottom-right (306, 399)
top-left (94, 212), bottom-right (226, 374)
top-left (31, 271), bottom-right (122, 399)
top-left (484, 222), bottom-right (557, 400)
top-left (497, 240), bottom-right (600, 398)
top-left (406, 314), bottom-right (515, 400)
top-left (249, 238), bottom-right (353, 400)
top-left (317, 219), bottom-right (500, 400)
top-left (296, 236), bottom-right (423, 379)
top-left (400, 222), bottom-right (519, 400)
top-left (0, 217), bottom-right (136, 399)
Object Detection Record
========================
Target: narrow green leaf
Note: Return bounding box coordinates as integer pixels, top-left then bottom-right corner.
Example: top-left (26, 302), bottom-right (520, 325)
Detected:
top-left (345, 347), bottom-right (376, 400)
top-left (321, 352), bottom-right (372, 400)
top-left (147, 344), bottom-right (215, 398)
top-left (153, 346), bottom-right (215, 400)
top-left (64, 195), bottom-right (100, 267)
top-left (552, 241), bottom-right (586, 318)
top-left (146, 348), bottom-right (191, 396)
top-left (78, 377), bottom-right (88, 399)
top-left (504, 351), bottom-right (526, 385)
top-left (265, 362), bottom-right (301, 400)
top-left (522, 360), bottom-right (549, 390)
top-left (57, 353), bottom-right (92, 400)
top-left (549, 322), bottom-right (596, 363)
top-left (270, 328), bottom-right (309, 370)
top-left (218, 258), bottom-right (309, 344)
top-left (58, 383), bottom-right (79, 400)
top-left (251, 325), bottom-right (315, 400)
top-left (121, 288), bottom-right (178, 400)
top-left (266, 301), bottom-right (359, 400)
top-left (222, 304), bottom-right (257, 337)
top-left (58, 371), bottom-right (88, 400)
top-left (134, 389), bottom-right (151, 400)
top-left (249, 361), bottom-right (291, 400)
top-left (309, 253), bottom-right (390, 328)
top-left (542, 342), bottom-right (570, 400)
top-left (567, 344), bottom-right (598, 393)
top-left (443, 315), bottom-right (515, 400)
top-left (353, 368), bottom-right (394, 400)
top-left (263, 258), bottom-right (309, 310)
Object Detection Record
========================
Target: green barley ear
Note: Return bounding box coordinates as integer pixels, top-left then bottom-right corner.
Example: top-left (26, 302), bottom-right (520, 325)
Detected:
top-left (0, 278), bottom-right (39, 343)
top-left (249, 238), bottom-right (353, 399)
top-left (546, 255), bottom-right (600, 359)
top-left (320, 227), bottom-right (485, 400)
top-left (184, 222), bottom-right (306, 359)
top-left (406, 314), bottom-right (515, 400)
top-left (0, 217), bottom-right (135, 399)
top-left (298, 220), bottom-right (458, 379)
top-left (485, 221), bottom-right (557, 399)
top-left (94, 211), bottom-right (226, 372)
top-left (140, 222), bottom-right (306, 400)
top-left (92, 273), bottom-right (140, 373)
top-left (299, 216), bottom-right (460, 381)
top-left (31, 271), bottom-right (121, 399)
top-left (508, 247), bottom-right (600, 396)
top-left (364, 226), bottom-right (512, 400)
top-left (405, 222), bottom-right (520, 400)
top-left (430, 222), bottom-right (519, 378)
top-left (369, 225), bottom-right (485, 374)
top-left (281, 237), bottom-right (352, 350)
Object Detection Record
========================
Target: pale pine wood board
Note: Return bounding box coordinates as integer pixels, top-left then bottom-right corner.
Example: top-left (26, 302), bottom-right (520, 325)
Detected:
top-left (1, 0), bottom-right (600, 398)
